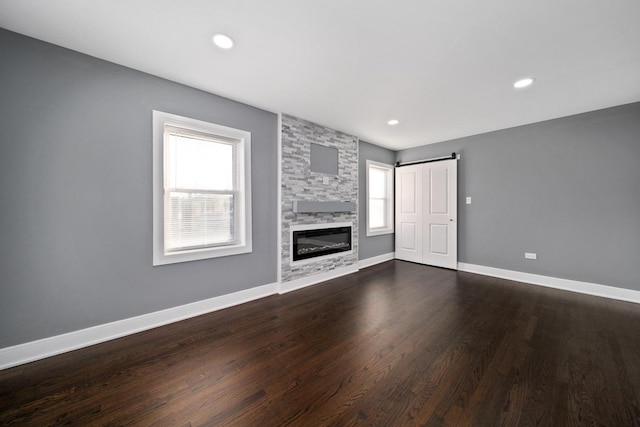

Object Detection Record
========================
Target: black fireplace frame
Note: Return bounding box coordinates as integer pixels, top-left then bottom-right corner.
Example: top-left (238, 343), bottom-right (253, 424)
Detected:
top-left (292, 226), bottom-right (352, 262)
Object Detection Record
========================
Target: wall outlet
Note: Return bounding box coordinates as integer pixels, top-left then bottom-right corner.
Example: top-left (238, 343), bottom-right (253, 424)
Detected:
top-left (466, 197), bottom-right (472, 204)
top-left (525, 252), bottom-right (537, 260)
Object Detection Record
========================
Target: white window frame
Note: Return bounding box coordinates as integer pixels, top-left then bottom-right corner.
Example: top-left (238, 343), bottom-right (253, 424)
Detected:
top-left (152, 110), bottom-right (252, 265)
top-left (366, 160), bottom-right (394, 236)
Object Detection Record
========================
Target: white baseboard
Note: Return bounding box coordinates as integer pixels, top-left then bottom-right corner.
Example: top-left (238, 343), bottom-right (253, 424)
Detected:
top-left (0, 282), bottom-right (278, 371)
top-left (457, 262), bottom-right (640, 305)
top-left (358, 252), bottom-right (395, 269)
top-left (279, 264), bottom-right (359, 294)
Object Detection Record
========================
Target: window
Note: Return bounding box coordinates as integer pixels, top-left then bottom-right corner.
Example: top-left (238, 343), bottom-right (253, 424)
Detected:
top-left (366, 160), bottom-right (394, 236)
top-left (153, 111), bottom-right (251, 265)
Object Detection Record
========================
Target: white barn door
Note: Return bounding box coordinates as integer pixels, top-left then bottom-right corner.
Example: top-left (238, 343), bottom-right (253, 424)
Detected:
top-left (423, 159), bottom-right (457, 269)
top-left (394, 164), bottom-right (423, 263)
top-left (395, 159), bottom-right (457, 269)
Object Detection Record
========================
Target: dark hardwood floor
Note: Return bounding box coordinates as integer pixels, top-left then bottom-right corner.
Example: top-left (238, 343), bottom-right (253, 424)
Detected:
top-left (1, 260), bottom-right (639, 426)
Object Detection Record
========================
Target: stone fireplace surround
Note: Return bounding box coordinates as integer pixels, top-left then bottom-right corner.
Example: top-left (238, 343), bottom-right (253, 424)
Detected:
top-left (280, 114), bottom-right (358, 289)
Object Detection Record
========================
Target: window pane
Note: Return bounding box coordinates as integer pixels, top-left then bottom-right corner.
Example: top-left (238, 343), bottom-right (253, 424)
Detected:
top-left (369, 198), bottom-right (386, 228)
top-left (167, 134), bottom-right (233, 190)
top-left (369, 167), bottom-right (387, 198)
top-left (165, 192), bottom-right (234, 252)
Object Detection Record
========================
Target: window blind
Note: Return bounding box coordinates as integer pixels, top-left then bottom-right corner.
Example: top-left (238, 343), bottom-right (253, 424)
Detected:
top-left (163, 129), bottom-right (239, 253)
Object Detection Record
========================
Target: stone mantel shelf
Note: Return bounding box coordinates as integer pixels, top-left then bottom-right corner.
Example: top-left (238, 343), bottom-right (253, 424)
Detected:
top-left (292, 201), bottom-right (357, 213)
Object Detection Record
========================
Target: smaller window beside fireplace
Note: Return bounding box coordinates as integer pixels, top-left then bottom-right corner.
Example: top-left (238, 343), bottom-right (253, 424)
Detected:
top-left (291, 223), bottom-right (353, 263)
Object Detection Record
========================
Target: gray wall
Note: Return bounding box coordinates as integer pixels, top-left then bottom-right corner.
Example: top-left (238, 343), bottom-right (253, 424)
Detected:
top-left (358, 140), bottom-right (396, 260)
top-left (0, 29), bottom-right (278, 348)
top-left (396, 102), bottom-right (640, 291)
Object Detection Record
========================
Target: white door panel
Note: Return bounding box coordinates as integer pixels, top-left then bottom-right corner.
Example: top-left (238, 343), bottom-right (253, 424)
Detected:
top-left (400, 171), bottom-right (417, 213)
top-left (395, 165), bottom-right (423, 263)
top-left (423, 160), bottom-right (457, 269)
top-left (429, 168), bottom-right (449, 214)
top-left (428, 223), bottom-right (449, 255)
top-left (400, 223), bottom-right (417, 251)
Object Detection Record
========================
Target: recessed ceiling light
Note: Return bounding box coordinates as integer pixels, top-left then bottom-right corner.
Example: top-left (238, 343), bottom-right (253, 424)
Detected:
top-left (513, 77), bottom-right (534, 89)
top-left (387, 119), bottom-right (399, 126)
top-left (212, 33), bottom-right (235, 50)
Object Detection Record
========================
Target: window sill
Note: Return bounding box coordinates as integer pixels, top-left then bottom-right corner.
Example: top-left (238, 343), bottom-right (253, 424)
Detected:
top-left (153, 242), bottom-right (252, 266)
top-left (366, 228), bottom-right (394, 237)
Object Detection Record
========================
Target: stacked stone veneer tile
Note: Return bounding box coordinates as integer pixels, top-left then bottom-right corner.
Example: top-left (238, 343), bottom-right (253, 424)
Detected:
top-left (281, 114), bottom-right (358, 283)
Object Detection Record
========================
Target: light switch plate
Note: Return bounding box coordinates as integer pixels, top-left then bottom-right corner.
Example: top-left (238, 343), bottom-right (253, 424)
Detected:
top-left (466, 197), bottom-right (471, 204)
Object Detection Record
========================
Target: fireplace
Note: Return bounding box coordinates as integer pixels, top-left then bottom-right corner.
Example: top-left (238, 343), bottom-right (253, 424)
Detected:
top-left (292, 224), bottom-right (352, 262)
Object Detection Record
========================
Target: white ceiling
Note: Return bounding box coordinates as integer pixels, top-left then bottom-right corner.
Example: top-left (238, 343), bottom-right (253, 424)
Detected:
top-left (1, 0), bottom-right (639, 150)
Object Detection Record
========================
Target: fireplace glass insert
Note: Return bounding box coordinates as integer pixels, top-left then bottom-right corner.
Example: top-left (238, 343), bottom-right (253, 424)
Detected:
top-left (292, 226), bottom-right (352, 261)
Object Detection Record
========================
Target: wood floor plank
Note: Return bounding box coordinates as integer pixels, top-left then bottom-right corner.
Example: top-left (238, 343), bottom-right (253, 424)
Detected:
top-left (1, 260), bottom-right (640, 426)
